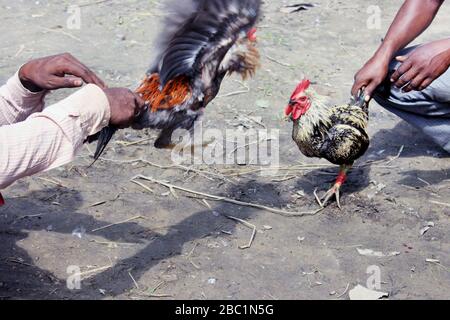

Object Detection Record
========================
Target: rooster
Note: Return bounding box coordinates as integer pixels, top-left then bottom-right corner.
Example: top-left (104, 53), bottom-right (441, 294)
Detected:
top-left (89, 0), bottom-right (262, 159)
top-left (285, 80), bottom-right (370, 209)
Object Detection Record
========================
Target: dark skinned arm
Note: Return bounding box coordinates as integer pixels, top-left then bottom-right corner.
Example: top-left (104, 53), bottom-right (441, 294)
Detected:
top-left (352, 0), bottom-right (446, 100)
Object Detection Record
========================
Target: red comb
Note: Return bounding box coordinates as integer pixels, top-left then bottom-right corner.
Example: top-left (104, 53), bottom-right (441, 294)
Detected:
top-left (247, 28), bottom-right (257, 42)
top-left (290, 79), bottom-right (311, 100)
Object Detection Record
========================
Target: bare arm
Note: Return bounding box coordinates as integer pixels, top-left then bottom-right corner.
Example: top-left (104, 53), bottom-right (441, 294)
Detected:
top-left (352, 0), bottom-right (445, 99)
top-left (376, 0), bottom-right (444, 62)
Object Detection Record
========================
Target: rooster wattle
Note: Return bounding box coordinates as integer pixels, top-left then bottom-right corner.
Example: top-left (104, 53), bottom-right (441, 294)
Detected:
top-left (286, 80), bottom-right (370, 209)
top-left (88, 0), bottom-right (262, 160)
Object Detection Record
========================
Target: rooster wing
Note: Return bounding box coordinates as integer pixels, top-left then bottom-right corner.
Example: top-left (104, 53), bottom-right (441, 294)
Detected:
top-left (89, 0), bottom-right (262, 161)
top-left (319, 98), bottom-right (370, 165)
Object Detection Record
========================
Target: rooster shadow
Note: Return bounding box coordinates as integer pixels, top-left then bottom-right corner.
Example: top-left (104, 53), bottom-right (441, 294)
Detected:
top-left (0, 187), bottom-right (156, 299)
top-left (0, 181), bottom-right (287, 299)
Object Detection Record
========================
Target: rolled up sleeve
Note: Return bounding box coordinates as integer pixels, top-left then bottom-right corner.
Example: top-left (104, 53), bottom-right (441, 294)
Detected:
top-left (0, 70), bottom-right (48, 125)
top-left (0, 84), bottom-right (110, 189)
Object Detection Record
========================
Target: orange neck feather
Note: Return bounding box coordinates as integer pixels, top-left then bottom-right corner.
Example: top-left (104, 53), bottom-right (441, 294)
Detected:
top-left (136, 74), bottom-right (192, 113)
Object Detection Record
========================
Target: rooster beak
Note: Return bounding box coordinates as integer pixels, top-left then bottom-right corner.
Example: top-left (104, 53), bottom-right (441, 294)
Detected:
top-left (284, 115), bottom-right (291, 122)
top-left (285, 103), bottom-right (294, 115)
top-left (284, 103), bottom-right (294, 121)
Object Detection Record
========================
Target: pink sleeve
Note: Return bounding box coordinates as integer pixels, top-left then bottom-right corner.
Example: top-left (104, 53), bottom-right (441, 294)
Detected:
top-left (0, 84), bottom-right (110, 189)
top-left (0, 70), bottom-right (48, 125)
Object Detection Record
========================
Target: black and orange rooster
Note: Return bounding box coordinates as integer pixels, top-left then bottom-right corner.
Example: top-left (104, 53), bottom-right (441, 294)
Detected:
top-left (89, 0), bottom-right (262, 159)
top-left (285, 80), bottom-right (370, 209)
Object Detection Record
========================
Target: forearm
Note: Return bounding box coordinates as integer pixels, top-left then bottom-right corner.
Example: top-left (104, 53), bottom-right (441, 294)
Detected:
top-left (374, 0), bottom-right (445, 61)
top-left (0, 70), bottom-right (47, 125)
top-left (0, 84), bottom-right (110, 189)
top-left (0, 116), bottom-right (75, 189)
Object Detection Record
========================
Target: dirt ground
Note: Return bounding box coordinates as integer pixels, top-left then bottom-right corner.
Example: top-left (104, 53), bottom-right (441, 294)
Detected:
top-left (0, 0), bottom-right (449, 300)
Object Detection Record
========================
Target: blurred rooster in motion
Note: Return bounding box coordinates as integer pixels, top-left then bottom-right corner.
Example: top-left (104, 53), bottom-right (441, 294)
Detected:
top-left (89, 0), bottom-right (262, 159)
top-left (285, 80), bottom-right (370, 209)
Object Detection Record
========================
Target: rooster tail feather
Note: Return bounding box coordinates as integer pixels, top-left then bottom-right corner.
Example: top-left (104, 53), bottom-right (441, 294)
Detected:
top-left (89, 126), bottom-right (117, 165)
top-left (149, 0), bottom-right (262, 86)
top-left (148, 0), bottom-right (201, 74)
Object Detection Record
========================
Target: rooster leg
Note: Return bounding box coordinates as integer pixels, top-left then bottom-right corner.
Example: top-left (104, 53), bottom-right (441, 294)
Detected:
top-left (319, 164), bottom-right (352, 209)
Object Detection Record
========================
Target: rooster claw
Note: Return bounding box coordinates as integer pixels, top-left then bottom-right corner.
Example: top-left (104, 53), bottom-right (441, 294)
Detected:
top-left (315, 185), bottom-right (342, 210)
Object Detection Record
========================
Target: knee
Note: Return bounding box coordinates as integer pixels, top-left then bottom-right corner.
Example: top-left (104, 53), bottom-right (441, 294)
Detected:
top-left (373, 46), bottom-right (421, 107)
top-left (387, 46), bottom-right (419, 73)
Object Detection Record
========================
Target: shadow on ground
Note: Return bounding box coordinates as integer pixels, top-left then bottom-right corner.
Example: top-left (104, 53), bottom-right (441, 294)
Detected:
top-left (1, 119), bottom-right (448, 299)
top-left (0, 181), bottom-right (289, 299)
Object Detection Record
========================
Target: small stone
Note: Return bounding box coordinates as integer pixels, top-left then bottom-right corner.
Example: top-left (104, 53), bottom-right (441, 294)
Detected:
top-left (161, 274), bottom-right (178, 282)
top-left (296, 190), bottom-right (305, 197)
top-left (420, 221), bottom-right (435, 236)
top-left (212, 211), bottom-right (220, 217)
top-left (255, 100), bottom-right (269, 109)
top-left (72, 226), bottom-right (86, 239)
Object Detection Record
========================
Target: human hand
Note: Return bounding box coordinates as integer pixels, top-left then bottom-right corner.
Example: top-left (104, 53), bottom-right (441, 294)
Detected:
top-left (390, 40), bottom-right (450, 92)
top-left (351, 54), bottom-right (390, 102)
top-left (103, 88), bottom-right (147, 129)
top-left (18, 53), bottom-right (106, 92)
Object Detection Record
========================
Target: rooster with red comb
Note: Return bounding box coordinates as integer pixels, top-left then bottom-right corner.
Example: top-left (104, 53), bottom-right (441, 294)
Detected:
top-left (285, 80), bottom-right (370, 209)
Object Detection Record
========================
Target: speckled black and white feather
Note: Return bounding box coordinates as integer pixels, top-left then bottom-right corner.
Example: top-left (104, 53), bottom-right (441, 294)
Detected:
top-left (139, 0), bottom-right (262, 147)
top-left (88, 0), bottom-right (262, 160)
top-left (150, 0), bottom-right (261, 88)
top-left (292, 92), bottom-right (370, 166)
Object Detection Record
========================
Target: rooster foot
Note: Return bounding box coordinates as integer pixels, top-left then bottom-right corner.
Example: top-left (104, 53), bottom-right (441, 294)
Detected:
top-left (315, 164), bottom-right (351, 210)
top-left (315, 184), bottom-right (342, 210)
